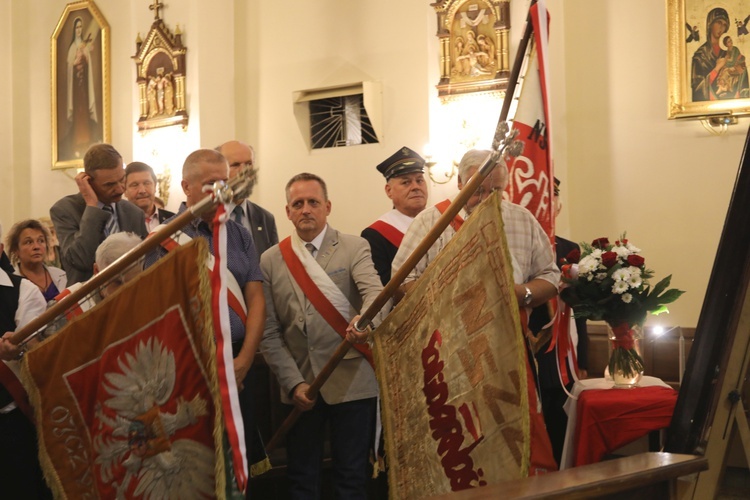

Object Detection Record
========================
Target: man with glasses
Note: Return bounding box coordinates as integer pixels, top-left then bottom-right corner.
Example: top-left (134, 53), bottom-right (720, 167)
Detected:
top-left (392, 148), bottom-right (558, 308)
top-left (51, 144), bottom-right (147, 285)
top-left (217, 140), bottom-right (279, 258)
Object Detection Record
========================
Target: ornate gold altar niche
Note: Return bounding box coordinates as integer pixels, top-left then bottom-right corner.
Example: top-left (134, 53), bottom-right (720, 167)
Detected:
top-left (431, 0), bottom-right (511, 99)
top-left (132, 0), bottom-right (188, 131)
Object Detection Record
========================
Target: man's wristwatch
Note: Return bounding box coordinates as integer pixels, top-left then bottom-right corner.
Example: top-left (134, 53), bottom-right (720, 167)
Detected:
top-left (522, 286), bottom-right (533, 306)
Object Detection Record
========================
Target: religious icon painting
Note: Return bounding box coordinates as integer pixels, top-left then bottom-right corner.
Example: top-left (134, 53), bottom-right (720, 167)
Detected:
top-left (51, 0), bottom-right (111, 169)
top-left (133, 1), bottom-right (189, 132)
top-left (432, 0), bottom-right (512, 100)
top-left (667, 0), bottom-right (750, 119)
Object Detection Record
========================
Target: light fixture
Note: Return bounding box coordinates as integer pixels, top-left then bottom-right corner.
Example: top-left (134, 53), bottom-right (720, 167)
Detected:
top-left (700, 114), bottom-right (738, 135)
top-left (423, 144), bottom-right (457, 185)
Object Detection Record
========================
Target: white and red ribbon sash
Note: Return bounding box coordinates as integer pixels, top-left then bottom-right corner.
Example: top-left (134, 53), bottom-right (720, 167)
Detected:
top-left (209, 205), bottom-right (248, 492)
top-left (154, 227), bottom-right (248, 323)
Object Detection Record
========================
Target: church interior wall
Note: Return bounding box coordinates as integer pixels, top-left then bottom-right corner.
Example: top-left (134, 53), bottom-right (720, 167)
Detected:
top-left (2, 0), bottom-right (749, 330)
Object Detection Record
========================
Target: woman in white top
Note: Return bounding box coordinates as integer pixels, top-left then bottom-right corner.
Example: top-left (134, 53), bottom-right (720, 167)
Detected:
top-left (5, 219), bottom-right (67, 301)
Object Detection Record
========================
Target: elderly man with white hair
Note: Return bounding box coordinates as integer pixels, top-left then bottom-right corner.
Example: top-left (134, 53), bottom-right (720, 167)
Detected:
top-left (392, 148), bottom-right (559, 307)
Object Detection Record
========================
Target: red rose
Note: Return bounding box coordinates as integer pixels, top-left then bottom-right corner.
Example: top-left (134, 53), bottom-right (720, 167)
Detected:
top-left (601, 251), bottom-right (618, 268)
top-left (592, 237), bottom-right (609, 249)
top-left (565, 248), bottom-right (581, 264)
top-left (627, 254), bottom-right (645, 267)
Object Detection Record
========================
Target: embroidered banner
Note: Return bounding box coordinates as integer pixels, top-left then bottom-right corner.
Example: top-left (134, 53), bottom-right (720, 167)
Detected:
top-left (22, 240), bottom-right (226, 499)
top-left (373, 195), bottom-right (531, 499)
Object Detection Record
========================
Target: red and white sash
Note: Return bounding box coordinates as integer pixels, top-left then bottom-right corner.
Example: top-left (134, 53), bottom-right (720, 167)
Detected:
top-left (279, 233), bottom-right (374, 367)
top-left (434, 199), bottom-right (465, 232)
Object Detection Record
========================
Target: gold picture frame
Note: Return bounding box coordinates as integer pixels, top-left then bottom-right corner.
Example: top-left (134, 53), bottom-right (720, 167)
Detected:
top-left (51, 0), bottom-right (111, 169)
top-left (667, 0), bottom-right (750, 119)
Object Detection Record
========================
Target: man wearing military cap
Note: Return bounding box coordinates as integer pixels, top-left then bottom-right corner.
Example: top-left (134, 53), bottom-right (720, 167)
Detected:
top-left (361, 146), bottom-right (428, 285)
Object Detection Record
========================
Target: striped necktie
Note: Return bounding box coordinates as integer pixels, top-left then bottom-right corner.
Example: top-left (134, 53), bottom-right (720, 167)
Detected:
top-left (305, 243), bottom-right (316, 258)
top-left (102, 205), bottom-right (118, 236)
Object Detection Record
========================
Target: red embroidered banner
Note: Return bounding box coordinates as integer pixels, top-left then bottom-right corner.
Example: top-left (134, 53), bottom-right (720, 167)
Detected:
top-left (22, 240), bottom-right (227, 499)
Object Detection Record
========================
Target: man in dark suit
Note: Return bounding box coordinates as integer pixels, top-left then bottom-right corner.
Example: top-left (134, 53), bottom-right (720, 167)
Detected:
top-left (124, 161), bottom-right (175, 232)
top-left (261, 173), bottom-right (383, 499)
top-left (218, 140), bottom-right (278, 258)
top-left (50, 144), bottom-right (147, 286)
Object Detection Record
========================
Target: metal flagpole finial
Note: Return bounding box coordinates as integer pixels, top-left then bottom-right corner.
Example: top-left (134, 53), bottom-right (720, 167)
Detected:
top-left (229, 165), bottom-right (256, 204)
top-left (491, 120), bottom-right (525, 161)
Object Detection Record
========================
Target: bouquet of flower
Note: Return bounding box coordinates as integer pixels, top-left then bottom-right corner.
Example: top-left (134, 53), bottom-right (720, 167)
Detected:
top-left (560, 234), bottom-right (685, 379)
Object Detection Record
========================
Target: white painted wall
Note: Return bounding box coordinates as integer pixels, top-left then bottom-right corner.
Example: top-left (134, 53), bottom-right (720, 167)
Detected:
top-left (2, 0), bottom-right (747, 329)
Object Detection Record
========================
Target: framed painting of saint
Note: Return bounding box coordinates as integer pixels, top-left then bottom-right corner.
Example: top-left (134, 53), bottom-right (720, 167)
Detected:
top-left (51, 0), bottom-right (110, 169)
top-left (667, 0), bottom-right (750, 119)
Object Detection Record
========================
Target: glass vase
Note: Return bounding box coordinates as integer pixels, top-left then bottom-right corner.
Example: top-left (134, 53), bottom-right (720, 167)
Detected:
top-left (606, 322), bottom-right (644, 388)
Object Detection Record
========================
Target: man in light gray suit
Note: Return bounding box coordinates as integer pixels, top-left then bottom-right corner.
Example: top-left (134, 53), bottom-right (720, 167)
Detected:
top-left (260, 173), bottom-right (382, 499)
top-left (50, 144), bottom-right (147, 285)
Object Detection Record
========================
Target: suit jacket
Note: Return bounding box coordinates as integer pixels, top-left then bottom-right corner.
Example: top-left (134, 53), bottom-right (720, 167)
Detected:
top-left (237, 200), bottom-right (278, 258)
top-left (360, 227), bottom-right (398, 286)
top-left (157, 208), bottom-right (176, 224)
top-left (260, 226), bottom-right (382, 405)
top-left (50, 193), bottom-right (147, 286)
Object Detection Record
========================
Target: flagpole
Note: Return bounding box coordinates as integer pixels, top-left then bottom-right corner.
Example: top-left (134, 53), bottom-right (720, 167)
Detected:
top-left (265, 5), bottom-right (539, 453)
top-left (8, 169), bottom-right (255, 347)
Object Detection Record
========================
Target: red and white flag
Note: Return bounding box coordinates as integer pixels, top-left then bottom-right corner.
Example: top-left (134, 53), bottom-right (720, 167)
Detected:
top-left (506, 1), bottom-right (555, 243)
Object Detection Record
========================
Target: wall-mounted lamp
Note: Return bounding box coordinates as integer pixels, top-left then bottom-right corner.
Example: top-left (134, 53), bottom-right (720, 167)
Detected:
top-left (423, 144), bottom-right (458, 184)
top-left (700, 114), bottom-right (738, 136)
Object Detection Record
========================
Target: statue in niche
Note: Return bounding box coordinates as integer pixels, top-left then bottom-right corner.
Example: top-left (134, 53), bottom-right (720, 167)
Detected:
top-left (146, 68), bottom-right (176, 118)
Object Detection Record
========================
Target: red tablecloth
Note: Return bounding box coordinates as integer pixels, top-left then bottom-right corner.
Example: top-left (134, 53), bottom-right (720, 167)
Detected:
top-left (573, 385), bottom-right (678, 467)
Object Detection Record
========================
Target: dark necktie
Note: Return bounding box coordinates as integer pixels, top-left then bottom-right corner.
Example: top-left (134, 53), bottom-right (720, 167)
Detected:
top-left (102, 205), bottom-right (118, 236)
top-left (233, 205), bottom-right (244, 225)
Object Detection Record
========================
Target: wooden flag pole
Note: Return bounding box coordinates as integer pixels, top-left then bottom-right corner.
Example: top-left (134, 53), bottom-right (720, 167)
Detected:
top-left (264, 4), bottom-right (539, 451)
top-left (8, 167), bottom-right (255, 347)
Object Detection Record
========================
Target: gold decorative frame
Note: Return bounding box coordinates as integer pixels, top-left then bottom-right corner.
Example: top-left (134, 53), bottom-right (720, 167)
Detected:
top-left (667, 0), bottom-right (750, 119)
top-left (132, 9), bottom-right (188, 132)
top-left (51, 0), bottom-right (110, 170)
top-left (432, 0), bottom-right (511, 100)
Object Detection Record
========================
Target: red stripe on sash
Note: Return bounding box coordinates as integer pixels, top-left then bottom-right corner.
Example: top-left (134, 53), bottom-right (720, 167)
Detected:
top-left (279, 238), bottom-right (374, 367)
top-left (434, 199), bottom-right (464, 232)
top-left (161, 236), bottom-right (247, 323)
top-left (368, 220), bottom-right (404, 248)
top-left (54, 288), bottom-right (85, 320)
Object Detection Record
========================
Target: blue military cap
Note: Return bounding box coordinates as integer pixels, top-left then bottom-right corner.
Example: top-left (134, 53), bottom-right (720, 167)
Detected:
top-left (376, 146), bottom-right (425, 180)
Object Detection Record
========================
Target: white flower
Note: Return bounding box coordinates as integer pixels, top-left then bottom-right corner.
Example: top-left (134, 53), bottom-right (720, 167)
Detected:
top-left (614, 245), bottom-right (631, 259)
top-left (612, 281), bottom-right (629, 294)
top-left (626, 243), bottom-right (641, 253)
top-left (596, 272), bottom-right (607, 281)
top-left (578, 255), bottom-right (599, 276)
top-left (627, 274), bottom-right (643, 289)
top-left (629, 266), bottom-right (642, 276)
top-left (622, 293), bottom-right (633, 303)
top-left (612, 268), bottom-right (631, 282)
top-left (590, 249), bottom-right (603, 259)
